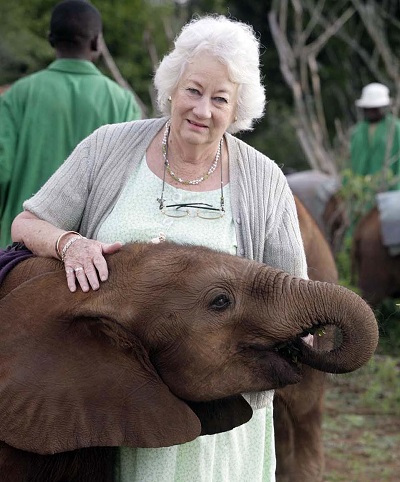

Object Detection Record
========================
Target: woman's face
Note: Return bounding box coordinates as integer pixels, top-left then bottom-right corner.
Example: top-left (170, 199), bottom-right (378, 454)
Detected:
top-left (170, 52), bottom-right (238, 148)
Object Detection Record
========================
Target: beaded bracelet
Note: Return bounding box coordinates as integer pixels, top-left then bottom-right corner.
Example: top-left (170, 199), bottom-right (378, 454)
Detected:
top-left (61, 235), bottom-right (86, 262)
top-left (55, 231), bottom-right (82, 260)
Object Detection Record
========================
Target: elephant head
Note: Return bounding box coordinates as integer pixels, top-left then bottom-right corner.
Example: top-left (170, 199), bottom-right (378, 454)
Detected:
top-left (0, 242), bottom-right (378, 455)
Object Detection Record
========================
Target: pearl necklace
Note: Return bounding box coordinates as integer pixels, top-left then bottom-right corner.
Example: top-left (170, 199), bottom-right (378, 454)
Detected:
top-left (162, 120), bottom-right (222, 185)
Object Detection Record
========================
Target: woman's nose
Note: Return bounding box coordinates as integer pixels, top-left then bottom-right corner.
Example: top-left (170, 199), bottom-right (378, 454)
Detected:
top-left (193, 96), bottom-right (212, 118)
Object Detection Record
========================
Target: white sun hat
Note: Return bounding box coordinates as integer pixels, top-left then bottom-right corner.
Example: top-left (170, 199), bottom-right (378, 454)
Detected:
top-left (355, 83), bottom-right (391, 108)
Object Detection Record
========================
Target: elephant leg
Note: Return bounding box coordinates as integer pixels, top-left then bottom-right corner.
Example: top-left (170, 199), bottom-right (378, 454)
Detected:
top-left (274, 368), bottom-right (326, 482)
top-left (274, 396), bottom-right (295, 481)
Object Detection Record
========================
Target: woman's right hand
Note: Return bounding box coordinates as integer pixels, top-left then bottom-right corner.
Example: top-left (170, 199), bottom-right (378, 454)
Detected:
top-left (62, 236), bottom-right (122, 292)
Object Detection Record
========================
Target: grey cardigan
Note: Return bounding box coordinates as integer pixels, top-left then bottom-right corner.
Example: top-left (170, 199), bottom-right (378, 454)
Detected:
top-left (25, 117), bottom-right (308, 409)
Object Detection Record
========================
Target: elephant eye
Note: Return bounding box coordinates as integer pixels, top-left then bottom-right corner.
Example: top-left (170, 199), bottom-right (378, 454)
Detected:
top-left (210, 294), bottom-right (231, 311)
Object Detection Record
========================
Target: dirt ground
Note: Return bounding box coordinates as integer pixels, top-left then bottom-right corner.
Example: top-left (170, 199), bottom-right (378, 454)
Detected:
top-left (322, 355), bottom-right (400, 482)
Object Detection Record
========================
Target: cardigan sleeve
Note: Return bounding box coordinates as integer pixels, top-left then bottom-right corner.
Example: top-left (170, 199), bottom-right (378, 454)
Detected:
top-left (228, 134), bottom-right (307, 280)
top-left (23, 134), bottom-right (92, 233)
top-left (23, 118), bottom-right (166, 238)
top-left (262, 175), bottom-right (308, 279)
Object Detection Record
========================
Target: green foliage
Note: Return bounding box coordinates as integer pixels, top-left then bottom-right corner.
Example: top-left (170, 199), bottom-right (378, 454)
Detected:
top-left (375, 299), bottom-right (400, 356)
top-left (0, 1), bottom-right (53, 83)
top-left (238, 100), bottom-right (308, 170)
top-left (332, 169), bottom-right (381, 289)
top-left (338, 168), bottom-right (388, 231)
top-left (186, 0), bottom-right (226, 15)
top-left (335, 235), bottom-right (356, 290)
top-left (95, 0), bottom-right (171, 110)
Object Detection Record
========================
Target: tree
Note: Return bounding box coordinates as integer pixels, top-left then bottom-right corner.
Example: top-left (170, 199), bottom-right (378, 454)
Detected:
top-left (0, 1), bottom-right (53, 83)
top-left (224, 0), bottom-right (400, 173)
top-left (3, 0), bottom-right (398, 173)
top-left (0, 0), bottom-right (184, 115)
top-left (267, 0), bottom-right (400, 174)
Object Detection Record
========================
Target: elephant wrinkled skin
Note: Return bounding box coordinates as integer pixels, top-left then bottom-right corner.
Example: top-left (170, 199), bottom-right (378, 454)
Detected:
top-left (0, 241), bottom-right (378, 481)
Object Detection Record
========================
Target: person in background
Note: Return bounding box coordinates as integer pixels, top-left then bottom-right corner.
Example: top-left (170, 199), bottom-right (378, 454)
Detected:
top-left (11, 14), bottom-right (309, 482)
top-left (351, 82), bottom-right (400, 190)
top-left (0, 0), bottom-right (141, 247)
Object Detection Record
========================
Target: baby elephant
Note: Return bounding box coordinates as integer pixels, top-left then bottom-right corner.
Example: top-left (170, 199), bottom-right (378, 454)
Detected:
top-left (0, 242), bottom-right (378, 481)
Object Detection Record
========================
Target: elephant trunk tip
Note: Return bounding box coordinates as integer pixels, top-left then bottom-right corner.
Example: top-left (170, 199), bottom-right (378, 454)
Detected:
top-left (291, 283), bottom-right (380, 374)
top-left (295, 321), bottom-right (379, 375)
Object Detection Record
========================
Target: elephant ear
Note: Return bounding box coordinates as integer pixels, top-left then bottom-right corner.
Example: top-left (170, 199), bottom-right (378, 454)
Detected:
top-left (187, 396), bottom-right (253, 435)
top-left (0, 271), bottom-right (201, 454)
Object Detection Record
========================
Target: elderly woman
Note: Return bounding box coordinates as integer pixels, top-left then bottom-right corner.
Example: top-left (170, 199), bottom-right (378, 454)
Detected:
top-left (11, 14), bottom-right (307, 482)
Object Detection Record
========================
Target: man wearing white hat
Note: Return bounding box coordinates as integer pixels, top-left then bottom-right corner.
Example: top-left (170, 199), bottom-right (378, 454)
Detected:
top-left (351, 82), bottom-right (400, 190)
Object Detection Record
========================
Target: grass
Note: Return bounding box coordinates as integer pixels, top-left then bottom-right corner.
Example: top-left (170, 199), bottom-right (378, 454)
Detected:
top-left (323, 352), bottom-right (400, 481)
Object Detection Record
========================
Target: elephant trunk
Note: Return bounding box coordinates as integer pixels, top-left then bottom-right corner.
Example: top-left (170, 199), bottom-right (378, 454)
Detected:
top-left (269, 272), bottom-right (379, 373)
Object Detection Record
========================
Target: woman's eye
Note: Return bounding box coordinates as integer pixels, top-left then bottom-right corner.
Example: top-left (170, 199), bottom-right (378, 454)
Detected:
top-left (210, 294), bottom-right (231, 311)
top-left (214, 97), bottom-right (228, 104)
top-left (187, 88), bottom-right (200, 95)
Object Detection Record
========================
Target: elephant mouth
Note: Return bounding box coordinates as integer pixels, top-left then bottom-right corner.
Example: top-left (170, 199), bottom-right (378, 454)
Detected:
top-left (241, 341), bottom-right (304, 387)
top-left (273, 325), bottom-right (327, 361)
top-left (273, 339), bottom-right (303, 365)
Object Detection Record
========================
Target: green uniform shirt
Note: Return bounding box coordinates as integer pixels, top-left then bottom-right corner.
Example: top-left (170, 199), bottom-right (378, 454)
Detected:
top-left (0, 59), bottom-right (141, 247)
top-left (350, 114), bottom-right (400, 190)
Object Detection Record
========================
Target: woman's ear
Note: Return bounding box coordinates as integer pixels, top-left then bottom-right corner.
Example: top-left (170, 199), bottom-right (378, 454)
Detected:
top-left (0, 271), bottom-right (201, 454)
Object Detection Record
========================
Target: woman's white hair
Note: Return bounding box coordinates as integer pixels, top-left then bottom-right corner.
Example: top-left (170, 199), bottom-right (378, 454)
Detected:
top-left (154, 15), bottom-right (265, 134)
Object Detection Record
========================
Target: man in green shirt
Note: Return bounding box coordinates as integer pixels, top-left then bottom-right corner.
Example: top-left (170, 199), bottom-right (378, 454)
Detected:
top-left (350, 82), bottom-right (400, 191)
top-left (0, 0), bottom-right (141, 247)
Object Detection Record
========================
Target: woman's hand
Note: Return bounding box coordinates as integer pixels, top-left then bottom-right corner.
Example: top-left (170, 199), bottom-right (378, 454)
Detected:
top-left (12, 211), bottom-right (122, 293)
top-left (62, 237), bottom-right (122, 292)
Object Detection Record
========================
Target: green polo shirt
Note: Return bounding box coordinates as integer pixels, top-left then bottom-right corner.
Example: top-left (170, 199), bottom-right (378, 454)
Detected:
top-left (0, 59), bottom-right (141, 247)
top-left (350, 114), bottom-right (400, 190)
